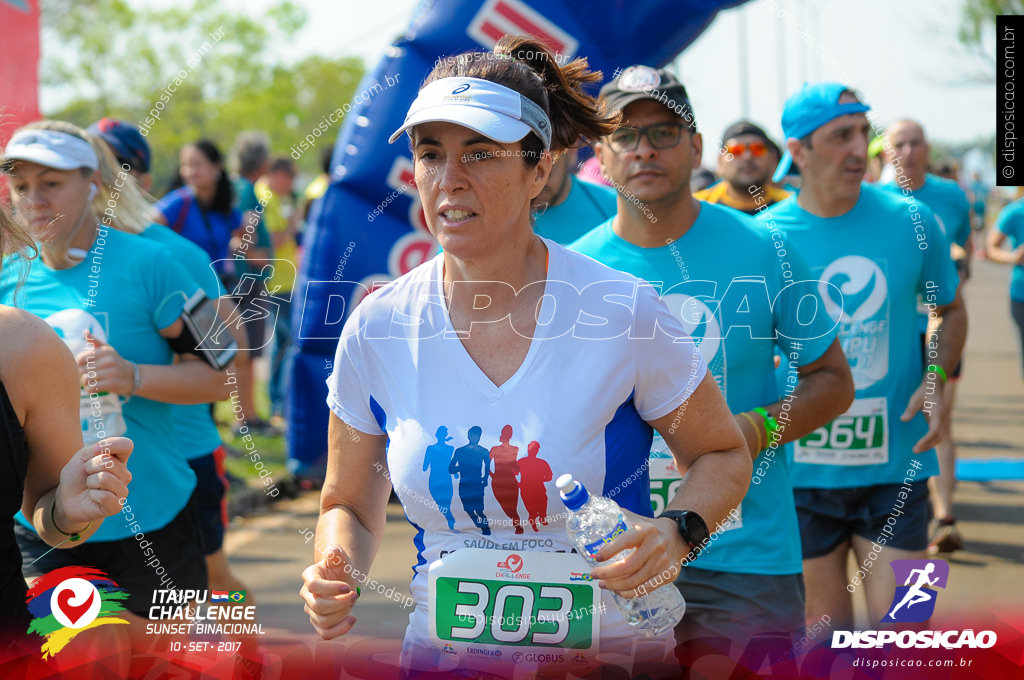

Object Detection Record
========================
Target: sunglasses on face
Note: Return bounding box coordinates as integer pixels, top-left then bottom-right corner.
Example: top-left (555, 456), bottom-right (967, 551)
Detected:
top-left (725, 141), bottom-right (768, 157)
top-left (608, 123), bottom-right (686, 152)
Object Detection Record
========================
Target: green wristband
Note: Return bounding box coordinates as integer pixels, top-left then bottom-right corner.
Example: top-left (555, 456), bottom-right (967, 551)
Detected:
top-left (752, 406), bottom-right (779, 437)
top-left (927, 364), bottom-right (948, 383)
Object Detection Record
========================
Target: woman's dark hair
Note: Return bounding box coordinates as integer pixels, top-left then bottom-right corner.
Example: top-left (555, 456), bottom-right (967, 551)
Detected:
top-left (171, 139), bottom-right (235, 214)
top-left (423, 36), bottom-right (619, 165)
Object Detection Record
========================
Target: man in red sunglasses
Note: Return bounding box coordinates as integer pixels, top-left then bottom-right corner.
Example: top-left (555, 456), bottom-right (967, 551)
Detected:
top-left (696, 120), bottom-right (790, 215)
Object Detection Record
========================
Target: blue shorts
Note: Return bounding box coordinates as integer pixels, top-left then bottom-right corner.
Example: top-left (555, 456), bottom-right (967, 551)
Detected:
top-left (187, 446), bottom-right (230, 555)
top-left (794, 480), bottom-right (931, 559)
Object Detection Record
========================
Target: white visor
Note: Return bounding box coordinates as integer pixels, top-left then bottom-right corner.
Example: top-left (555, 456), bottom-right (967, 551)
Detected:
top-left (3, 128), bottom-right (99, 171)
top-left (388, 76), bottom-right (552, 149)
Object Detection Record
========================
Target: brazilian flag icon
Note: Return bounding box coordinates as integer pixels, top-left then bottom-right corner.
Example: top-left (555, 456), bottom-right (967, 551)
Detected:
top-left (229, 591), bottom-right (246, 603)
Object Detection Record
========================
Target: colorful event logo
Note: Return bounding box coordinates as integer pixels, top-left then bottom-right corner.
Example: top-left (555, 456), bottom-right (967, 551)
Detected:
top-left (25, 566), bottom-right (130, 658)
top-left (882, 559), bottom-right (949, 623)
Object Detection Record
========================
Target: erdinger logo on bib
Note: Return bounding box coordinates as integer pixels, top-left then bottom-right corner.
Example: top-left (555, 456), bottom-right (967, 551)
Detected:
top-left (26, 566), bottom-right (130, 659)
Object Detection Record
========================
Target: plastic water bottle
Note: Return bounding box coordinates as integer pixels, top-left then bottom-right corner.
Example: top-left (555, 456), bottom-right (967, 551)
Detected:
top-left (557, 473), bottom-right (686, 638)
top-left (45, 311), bottom-right (127, 444)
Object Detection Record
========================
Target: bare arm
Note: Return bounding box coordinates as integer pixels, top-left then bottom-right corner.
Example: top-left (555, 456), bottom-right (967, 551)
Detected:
top-left (902, 290), bottom-right (968, 453)
top-left (987, 228), bottom-right (1024, 265)
top-left (589, 373), bottom-right (750, 598)
top-left (74, 308), bottom-right (239, 404)
top-left (734, 339), bottom-right (855, 458)
top-left (300, 414), bottom-right (391, 639)
top-left (11, 311), bottom-right (131, 547)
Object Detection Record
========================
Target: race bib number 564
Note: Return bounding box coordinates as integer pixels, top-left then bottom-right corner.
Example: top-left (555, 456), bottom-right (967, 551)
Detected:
top-left (794, 397), bottom-right (889, 465)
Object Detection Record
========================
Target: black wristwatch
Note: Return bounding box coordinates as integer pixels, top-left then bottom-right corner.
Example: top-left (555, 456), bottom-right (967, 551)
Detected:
top-left (658, 510), bottom-right (710, 564)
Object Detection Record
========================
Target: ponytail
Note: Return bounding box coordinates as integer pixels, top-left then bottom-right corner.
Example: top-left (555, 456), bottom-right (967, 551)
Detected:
top-left (423, 36), bottom-right (619, 163)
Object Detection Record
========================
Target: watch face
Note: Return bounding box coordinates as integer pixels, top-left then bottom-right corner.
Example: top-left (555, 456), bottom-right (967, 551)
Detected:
top-left (682, 511), bottom-right (710, 545)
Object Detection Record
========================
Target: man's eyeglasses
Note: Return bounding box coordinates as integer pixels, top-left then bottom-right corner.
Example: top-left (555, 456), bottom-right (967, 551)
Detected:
top-left (725, 141), bottom-right (768, 158)
top-left (607, 123), bottom-right (687, 152)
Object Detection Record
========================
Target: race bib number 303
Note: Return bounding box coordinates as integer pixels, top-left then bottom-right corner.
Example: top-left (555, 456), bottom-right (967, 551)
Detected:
top-left (428, 549), bottom-right (600, 661)
top-left (794, 396), bottom-right (889, 465)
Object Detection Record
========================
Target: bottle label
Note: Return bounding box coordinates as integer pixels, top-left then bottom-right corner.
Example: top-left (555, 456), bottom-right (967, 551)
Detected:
top-left (582, 518), bottom-right (629, 559)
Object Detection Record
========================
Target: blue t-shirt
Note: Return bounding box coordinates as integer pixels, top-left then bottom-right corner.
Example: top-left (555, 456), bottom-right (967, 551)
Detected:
top-left (881, 174), bottom-right (971, 248)
top-left (995, 198), bottom-right (1024, 302)
top-left (142, 223), bottom-right (227, 459)
top-left (761, 184), bottom-right (959, 488)
top-left (0, 227), bottom-right (199, 540)
top-left (570, 203), bottom-right (837, 575)
top-left (534, 177), bottom-right (617, 245)
top-left (155, 186), bottom-right (240, 274)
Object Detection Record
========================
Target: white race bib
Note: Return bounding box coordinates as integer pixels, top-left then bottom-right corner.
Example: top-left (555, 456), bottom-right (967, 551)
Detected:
top-left (428, 548), bottom-right (600, 665)
top-left (793, 396), bottom-right (889, 465)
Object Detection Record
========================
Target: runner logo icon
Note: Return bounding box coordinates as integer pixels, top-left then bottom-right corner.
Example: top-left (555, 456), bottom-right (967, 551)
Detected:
top-left (882, 559), bottom-right (949, 623)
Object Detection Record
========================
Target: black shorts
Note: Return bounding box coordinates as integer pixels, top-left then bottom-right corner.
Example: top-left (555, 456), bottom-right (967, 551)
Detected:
top-left (188, 446), bottom-right (229, 555)
top-left (794, 480), bottom-right (931, 559)
top-left (17, 499), bottom-right (208, 617)
top-left (673, 567), bottom-right (805, 643)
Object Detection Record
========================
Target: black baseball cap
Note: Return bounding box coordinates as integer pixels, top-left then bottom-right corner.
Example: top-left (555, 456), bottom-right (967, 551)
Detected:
top-left (599, 65), bottom-right (696, 129)
top-left (721, 120), bottom-right (781, 158)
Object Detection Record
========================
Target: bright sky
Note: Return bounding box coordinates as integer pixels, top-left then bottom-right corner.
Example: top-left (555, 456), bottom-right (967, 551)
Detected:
top-left (84, 0), bottom-right (996, 169)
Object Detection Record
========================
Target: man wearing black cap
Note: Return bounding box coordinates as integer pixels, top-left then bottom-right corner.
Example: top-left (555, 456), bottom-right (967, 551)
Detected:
top-left (570, 65), bottom-right (854, 660)
top-left (695, 120), bottom-right (789, 215)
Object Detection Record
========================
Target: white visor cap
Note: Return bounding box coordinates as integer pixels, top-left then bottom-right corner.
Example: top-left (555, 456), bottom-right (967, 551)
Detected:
top-left (388, 76), bottom-right (552, 149)
top-left (3, 128), bottom-right (99, 171)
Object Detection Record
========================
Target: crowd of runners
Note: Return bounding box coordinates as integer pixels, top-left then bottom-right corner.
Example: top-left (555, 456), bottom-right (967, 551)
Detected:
top-left (1, 28), bottom-right (1021, 679)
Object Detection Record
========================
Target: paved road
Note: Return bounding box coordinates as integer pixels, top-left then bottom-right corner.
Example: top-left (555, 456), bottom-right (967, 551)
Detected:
top-left (223, 257), bottom-right (1024, 651)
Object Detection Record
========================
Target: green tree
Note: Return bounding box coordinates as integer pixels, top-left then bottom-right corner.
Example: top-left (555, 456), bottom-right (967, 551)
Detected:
top-left (954, 0), bottom-right (1023, 83)
top-left (41, 0), bottom-right (365, 190)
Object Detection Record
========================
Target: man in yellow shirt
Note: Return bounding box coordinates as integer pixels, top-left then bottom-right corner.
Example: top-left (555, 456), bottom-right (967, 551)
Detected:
top-left (255, 157), bottom-right (300, 423)
top-left (696, 120), bottom-right (790, 215)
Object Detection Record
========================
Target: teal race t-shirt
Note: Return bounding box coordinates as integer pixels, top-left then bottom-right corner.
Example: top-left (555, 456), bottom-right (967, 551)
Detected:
top-left (1, 227), bottom-right (199, 540)
top-left (761, 183), bottom-right (959, 489)
top-left (881, 174), bottom-right (971, 248)
top-left (142, 223), bottom-right (227, 459)
top-left (995, 198), bottom-right (1024, 302)
top-left (571, 202), bottom-right (837, 575)
top-left (534, 177), bottom-right (617, 245)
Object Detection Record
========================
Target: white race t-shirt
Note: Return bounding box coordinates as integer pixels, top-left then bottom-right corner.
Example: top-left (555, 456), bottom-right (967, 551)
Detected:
top-left (327, 239), bottom-right (707, 675)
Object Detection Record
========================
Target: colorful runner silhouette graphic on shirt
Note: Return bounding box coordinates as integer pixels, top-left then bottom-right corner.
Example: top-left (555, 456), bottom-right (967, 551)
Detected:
top-left (490, 425), bottom-right (524, 534)
top-left (448, 426), bottom-right (491, 535)
top-left (517, 440), bottom-right (552, 532)
top-left (423, 426), bottom-right (456, 530)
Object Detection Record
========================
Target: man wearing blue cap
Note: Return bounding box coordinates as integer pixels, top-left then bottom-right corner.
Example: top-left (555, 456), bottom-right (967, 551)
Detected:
top-left (762, 83), bottom-right (967, 630)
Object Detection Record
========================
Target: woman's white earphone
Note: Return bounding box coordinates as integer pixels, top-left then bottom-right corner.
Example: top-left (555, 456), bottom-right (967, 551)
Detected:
top-left (87, 183), bottom-right (98, 203)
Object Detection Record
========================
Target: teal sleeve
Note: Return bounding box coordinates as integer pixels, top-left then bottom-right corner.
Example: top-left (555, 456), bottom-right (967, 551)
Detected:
top-left (996, 203), bottom-right (1024, 239)
top-left (149, 247), bottom-right (203, 330)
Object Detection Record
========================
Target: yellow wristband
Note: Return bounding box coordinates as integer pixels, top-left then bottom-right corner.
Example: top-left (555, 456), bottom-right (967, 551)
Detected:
top-left (740, 412), bottom-right (763, 453)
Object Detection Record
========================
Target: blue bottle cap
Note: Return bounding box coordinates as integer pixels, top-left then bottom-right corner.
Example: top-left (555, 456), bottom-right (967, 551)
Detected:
top-left (557, 473), bottom-right (589, 511)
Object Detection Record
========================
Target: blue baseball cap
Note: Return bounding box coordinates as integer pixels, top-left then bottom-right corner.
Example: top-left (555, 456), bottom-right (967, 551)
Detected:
top-left (772, 82), bottom-right (870, 182)
top-left (88, 118), bottom-right (151, 173)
